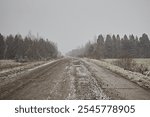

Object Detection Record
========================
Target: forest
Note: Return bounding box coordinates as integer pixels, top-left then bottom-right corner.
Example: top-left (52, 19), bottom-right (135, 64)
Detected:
top-left (68, 33), bottom-right (150, 59)
top-left (0, 33), bottom-right (58, 61)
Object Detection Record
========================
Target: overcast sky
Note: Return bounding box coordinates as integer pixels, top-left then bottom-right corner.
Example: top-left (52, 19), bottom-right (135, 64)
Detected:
top-left (0, 0), bottom-right (150, 54)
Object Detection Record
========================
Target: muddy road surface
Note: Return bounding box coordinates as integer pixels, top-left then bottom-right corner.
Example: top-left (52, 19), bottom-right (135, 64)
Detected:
top-left (0, 57), bottom-right (150, 100)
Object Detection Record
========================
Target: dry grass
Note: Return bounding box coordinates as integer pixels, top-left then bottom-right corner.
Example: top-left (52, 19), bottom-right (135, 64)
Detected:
top-left (104, 58), bottom-right (150, 70)
top-left (104, 58), bottom-right (150, 76)
top-left (0, 60), bottom-right (25, 71)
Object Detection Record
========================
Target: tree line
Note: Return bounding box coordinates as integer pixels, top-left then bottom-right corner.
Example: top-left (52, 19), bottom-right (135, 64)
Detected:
top-left (68, 33), bottom-right (150, 58)
top-left (0, 33), bottom-right (58, 60)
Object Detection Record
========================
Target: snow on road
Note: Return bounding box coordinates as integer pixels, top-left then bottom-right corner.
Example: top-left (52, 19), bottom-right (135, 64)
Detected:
top-left (85, 58), bottom-right (150, 89)
top-left (0, 60), bottom-right (56, 87)
top-left (68, 59), bottom-right (109, 99)
top-left (0, 57), bottom-right (150, 100)
top-left (65, 64), bottom-right (76, 99)
top-left (83, 58), bottom-right (150, 99)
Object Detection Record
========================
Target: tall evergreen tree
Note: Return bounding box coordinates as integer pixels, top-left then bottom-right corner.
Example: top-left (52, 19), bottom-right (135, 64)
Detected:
top-left (14, 34), bottom-right (24, 59)
top-left (116, 34), bottom-right (121, 58)
top-left (96, 34), bottom-right (104, 58)
top-left (5, 35), bottom-right (15, 59)
top-left (129, 34), bottom-right (137, 57)
top-left (0, 34), bottom-right (5, 59)
top-left (104, 34), bottom-right (113, 58)
top-left (121, 35), bottom-right (130, 57)
top-left (139, 33), bottom-right (150, 58)
top-left (112, 35), bottom-right (117, 58)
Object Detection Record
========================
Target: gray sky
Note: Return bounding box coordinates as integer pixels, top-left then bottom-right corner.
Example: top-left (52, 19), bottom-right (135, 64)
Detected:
top-left (0, 0), bottom-right (150, 54)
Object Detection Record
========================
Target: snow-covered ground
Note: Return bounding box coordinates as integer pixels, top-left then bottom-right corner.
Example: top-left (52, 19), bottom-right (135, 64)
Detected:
top-left (104, 58), bottom-right (150, 76)
top-left (0, 60), bottom-right (24, 70)
top-left (0, 60), bottom-right (55, 87)
top-left (65, 62), bottom-right (76, 99)
top-left (66, 58), bottom-right (109, 99)
top-left (1, 57), bottom-right (150, 100)
top-left (85, 58), bottom-right (150, 89)
top-left (0, 61), bottom-right (46, 76)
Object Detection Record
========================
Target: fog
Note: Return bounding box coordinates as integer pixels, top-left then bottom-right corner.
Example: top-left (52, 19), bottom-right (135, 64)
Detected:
top-left (0, 0), bottom-right (150, 54)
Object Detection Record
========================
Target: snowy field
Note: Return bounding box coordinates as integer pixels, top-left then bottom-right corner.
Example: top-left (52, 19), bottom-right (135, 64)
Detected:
top-left (104, 58), bottom-right (150, 70)
top-left (0, 60), bottom-right (25, 70)
top-left (0, 60), bottom-right (49, 87)
top-left (0, 60), bottom-right (47, 73)
top-left (86, 58), bottom-right (150, 89)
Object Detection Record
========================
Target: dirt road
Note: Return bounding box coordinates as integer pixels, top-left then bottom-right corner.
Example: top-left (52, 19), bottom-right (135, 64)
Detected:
top-left (0, 57), bottom-right (150, 100)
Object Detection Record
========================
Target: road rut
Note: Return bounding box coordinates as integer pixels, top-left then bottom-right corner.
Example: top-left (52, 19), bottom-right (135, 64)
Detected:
top-left (0, 58), bottom-right (150, 99)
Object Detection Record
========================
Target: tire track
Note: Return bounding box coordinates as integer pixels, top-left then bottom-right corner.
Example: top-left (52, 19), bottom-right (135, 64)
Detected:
top-left (71, 59), bottom-right (109, 99)
top-left (0, 59), bottom-right (64, 99)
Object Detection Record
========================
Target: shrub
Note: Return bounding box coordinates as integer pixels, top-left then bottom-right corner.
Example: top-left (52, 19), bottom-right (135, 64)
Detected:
top-left (113, 58), bottom-right (148, 75)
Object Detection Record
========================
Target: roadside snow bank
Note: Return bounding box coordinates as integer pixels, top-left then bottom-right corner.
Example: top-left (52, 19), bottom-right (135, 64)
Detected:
top-left (86, 58), bottom-right (150, 89)
top-left (0, 60), bottom-right (57, 87)
top-left (0, 61), bottom-right (46, 77)
top-left (27, 60), bottom-right (57, 72)
top-left (0, 60), bottom-right (24, 70)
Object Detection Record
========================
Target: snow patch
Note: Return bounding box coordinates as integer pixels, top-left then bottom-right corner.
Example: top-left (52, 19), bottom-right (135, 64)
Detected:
top-left (66, 62), bottom-right (76, 99)
top-left (0, 60), bottom-right (57, 87)
top-left (73, 59), bottom-right (109, 99)
top-left (86, 58), bottom-right (150, 89)
top-left (28, 60), bottom-right (56, 72)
